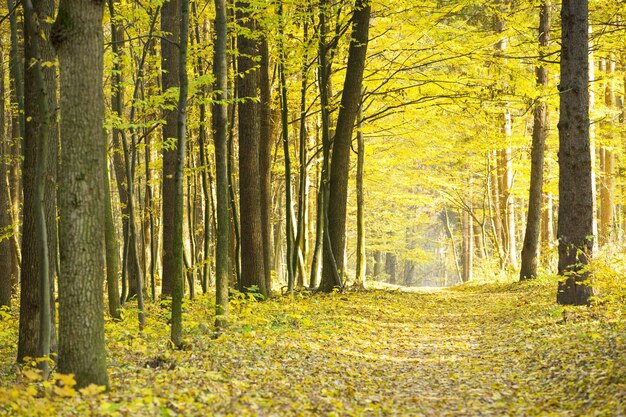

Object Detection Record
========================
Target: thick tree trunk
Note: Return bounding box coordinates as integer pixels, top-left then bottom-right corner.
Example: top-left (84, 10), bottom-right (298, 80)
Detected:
top-left (556, 0), bottom-right (594, 306)
top-left (520, 0), bottom-right (550, 280)
top-left (213, 0), bottom-right (230, 327)
top-left (237, 0), bottom-right (267, 297)
top-left (161, 0), bottom-right (180, 297)
top-left (320, 0), bottom-right (370, 292)
top-left (52, 0), bottom-right (109, 388)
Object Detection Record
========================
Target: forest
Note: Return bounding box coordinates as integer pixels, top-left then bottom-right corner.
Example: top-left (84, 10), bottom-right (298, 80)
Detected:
top-left (0, 0), bottom-right (625, 415)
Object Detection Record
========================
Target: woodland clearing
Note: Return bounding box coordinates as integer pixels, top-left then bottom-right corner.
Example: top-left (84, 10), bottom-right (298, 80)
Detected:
top-left (1, 277), bottom-right (625, 417)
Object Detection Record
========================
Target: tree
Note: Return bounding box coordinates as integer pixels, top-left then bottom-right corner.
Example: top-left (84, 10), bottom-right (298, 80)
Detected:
top-left (236, 0), bottom-right (267, 297)
top-left (520, 0), bottom-right (551, 280)
top-left (18, 0), bottom-right (58, 362)
top-left (320, 0), bottom-right (371, 292)
top-left (171, 0), bottom-right (189, 348)
top-left (0, 48), bottom-right (12, 308)
top-left (52, 0), bottom-right (109, 388)
top-left (213, 0), bottom-right (230, 327)
top-left (556, 0), bottom-right (594, 306)
top-left (161, 0), bottom-right (180, 298)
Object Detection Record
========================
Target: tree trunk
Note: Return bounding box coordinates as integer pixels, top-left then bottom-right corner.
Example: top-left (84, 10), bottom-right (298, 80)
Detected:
top-left (171, 0), bottom-right (189, 348)
top-left (237, 0), bottom-right (267, 297)
top-left (19, 0), bottom-right (58, 362)
top-left (320, 0), bottom-right (370, 292)
top-left (599, 56), bottom-right (615, 247)
top-left (161, 0), bottom-right (180, 298)
top-left (373, 251), bottom-right (382, 279)
top-left (0, 50), bottom-right (12, 308)
top-left (520, 0), bottom-right (550, 280)
top-left (277, 0), bottom-right (294, 292)
top-left (213, 0), bottom-right (230, 327)
top-left (462, 209), bottom-right (473, 283)
top-left (52, 0), bottom-right (109, 388)
top-left (556, 0), bottom-right (594, 306)
top-left (355, 103), bottom-right (366, 287)
top-left (259, 31), bottom-right (274, 296)
top-left (103, 146), bottom-right (122, 320)
top-left (385, 253), bottom-right (397, 284)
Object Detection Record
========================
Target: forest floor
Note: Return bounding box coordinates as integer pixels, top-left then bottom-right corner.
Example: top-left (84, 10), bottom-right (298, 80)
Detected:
top-left (1, 277), bottom-right (625, 416)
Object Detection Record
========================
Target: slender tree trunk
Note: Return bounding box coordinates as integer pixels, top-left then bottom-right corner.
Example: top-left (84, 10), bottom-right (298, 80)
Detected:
top-left (599, 56), bottom-right (615, 247)
top-left (556, 0), bottom-right (594, 306)
top-left (52, 0), bottom-right (109, 388)
top-left (0, 50), bottom-right (12, 308)
top-left (161, 0), bottom-right (180, 298)
top-left (355, 102), bottom-right (366, 287)
top-left (213, 0), bottom-right (230, 327)
top-left (103, 144), bottom-right (122, 319)
top-left (373, 250), bottom-right (382, 278)
top-left (320, 0), bottom-right (370, 292)
top-left (520, 0), bottom-right (550, 280)
top-left (259, 30), bottom-right (274, 296)
top-left (171, 0), bottom-right (188, 348)
top-left (277, 0), bottom-right (294, 292)
top-left (540, 191), bottom-right (554, 261)
top-left (462, 209), bottom-right (473, 283)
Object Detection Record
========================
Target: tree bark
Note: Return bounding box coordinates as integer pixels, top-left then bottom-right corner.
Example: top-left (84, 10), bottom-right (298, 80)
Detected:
top-left (355, 103), bottom-right (366, 287)
top-left (259, 31), bottom-right (274, 296)
top-left (171, 0), bottom-right (189, 348)
top-left (236, 0), bottom-right (267, 297)
top-left (599, 56), bottom-right (615, 247)
top-left (161, 0), bottom-right (180, 297)
top-left (52, 0), bottom-right (109, 388)
top-left (213, 0), bottom-right (230, 327)
top-left (520, 0), bottom-right (550, 280)
top-left (19, 0), bottom-right (58, 362)
top-left (556, 0), bottom-right (594, 306)
top-left (320, 0), bottom-right (370, 292)
top-left (0, 49), bottom-right (12, 308)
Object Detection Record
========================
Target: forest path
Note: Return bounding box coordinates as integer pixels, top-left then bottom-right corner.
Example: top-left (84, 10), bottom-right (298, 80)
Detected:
top-left (2, 280), bottom-right (625, 416)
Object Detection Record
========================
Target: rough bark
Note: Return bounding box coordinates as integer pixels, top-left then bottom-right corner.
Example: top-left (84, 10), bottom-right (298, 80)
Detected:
top-left (556, 0), bottom-right (594, 306)
top-left (52, 0), bottom-right (109, 387)
top-left (520, 0), bottom-right (550, 280)
top-left (236, 0), bottom-right (267, 297)
top-left (320, 0), bottom-right (370, 292)
top-left (161, 0), bottom-right (180, 297)
top-left (18, 0), bottom-right (58, 362)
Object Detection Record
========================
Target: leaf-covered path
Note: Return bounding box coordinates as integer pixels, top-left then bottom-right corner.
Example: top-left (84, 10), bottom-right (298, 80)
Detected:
top-left (2, 280), bottom-right (625, 416)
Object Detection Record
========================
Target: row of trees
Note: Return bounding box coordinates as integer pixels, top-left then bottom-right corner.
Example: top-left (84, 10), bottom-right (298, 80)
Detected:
top-left (0, 0), bottom-right (618, 387)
